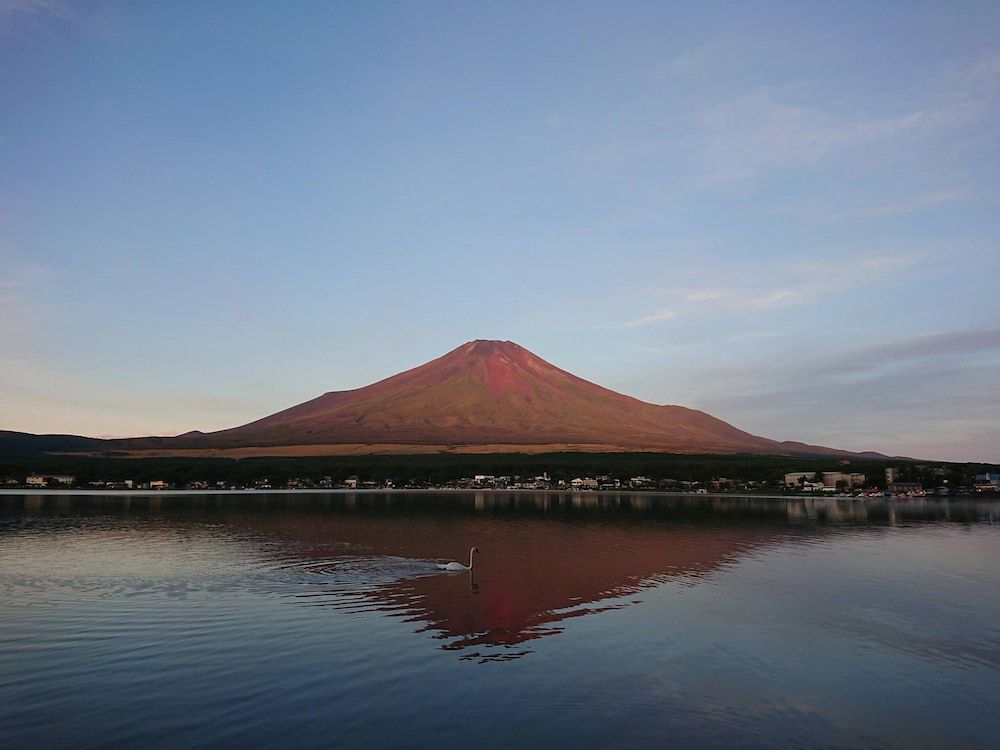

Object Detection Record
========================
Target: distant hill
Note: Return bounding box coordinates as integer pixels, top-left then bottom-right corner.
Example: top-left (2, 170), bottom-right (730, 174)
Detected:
top-left (0, 431), bottom-right (107, 456)
top-left (1, 340), bottom-right (890, 459)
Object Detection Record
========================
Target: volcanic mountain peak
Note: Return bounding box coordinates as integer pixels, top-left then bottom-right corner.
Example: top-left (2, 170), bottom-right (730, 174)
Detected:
top-left (454, 338), bottom-right (525, 357)
top-left (335, 338), bottom-right (586, 408)
top-left (451, 339), bottom-right (551, 370)
top-left (412, 339), bottom-right (584, 400)
top-left (2, 338), bottom-right (882, 458)
top-left (161, 338), bottom-right (879, 458)
top-left (423, 339), bottom-right (543, 373)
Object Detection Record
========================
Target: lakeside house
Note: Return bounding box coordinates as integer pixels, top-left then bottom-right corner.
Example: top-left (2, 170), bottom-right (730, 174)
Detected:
top-left (784, 472), bottom-right (816, 487)
top-left (26, 474), bottom-right (76, 487)
top-left (974, 473), bottom-right (1000, 492)
top-left (89, 480), bottom-right (135, 489)
top-left (820, 472), bottom-right (866, 489)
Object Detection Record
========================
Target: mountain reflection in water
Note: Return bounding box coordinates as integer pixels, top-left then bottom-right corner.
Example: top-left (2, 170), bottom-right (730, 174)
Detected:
top-left (6, 491), bottom-right (995, 662)
top-left (3, 491), bottom-right (1000, 750)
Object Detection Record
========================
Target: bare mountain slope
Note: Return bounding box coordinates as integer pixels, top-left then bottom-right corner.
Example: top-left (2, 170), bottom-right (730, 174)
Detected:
top-left (189, 340), bottom-right (867, 457)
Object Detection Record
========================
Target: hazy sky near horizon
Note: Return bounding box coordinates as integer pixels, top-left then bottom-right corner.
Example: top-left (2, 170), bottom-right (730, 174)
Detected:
top-left (2, 1), bottom-right (999, 461)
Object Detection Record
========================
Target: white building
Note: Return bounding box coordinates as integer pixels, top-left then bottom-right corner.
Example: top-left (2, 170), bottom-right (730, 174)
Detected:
top-left (821, 472), bottom-right (866, 489)
top-left (784, 472), bottom-right (816, 487)
top-left (25, 474), bottom-right (74, 487)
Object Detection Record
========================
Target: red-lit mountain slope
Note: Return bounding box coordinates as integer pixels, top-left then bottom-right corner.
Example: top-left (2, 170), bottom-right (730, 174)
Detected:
top-left (190, 340), bottom-right (868, 457)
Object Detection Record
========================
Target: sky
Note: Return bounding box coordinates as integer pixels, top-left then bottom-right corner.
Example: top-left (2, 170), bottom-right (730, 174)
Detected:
top-left (2, 1), bottom-right (999, 462)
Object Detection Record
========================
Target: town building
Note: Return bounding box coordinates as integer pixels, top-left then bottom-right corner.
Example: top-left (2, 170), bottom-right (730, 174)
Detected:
top-left (974, 473), bottom-right (1000, 491)
top-left (821, 472), bottom-right (866, 489)
top-left (784, 472), bottom-right (816, 487)
top-left (25, 474), bottom-right (75, 487)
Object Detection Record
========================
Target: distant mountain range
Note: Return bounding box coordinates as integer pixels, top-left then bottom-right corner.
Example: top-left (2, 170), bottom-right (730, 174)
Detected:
top-left (1, 340), bottom-right (889, 459)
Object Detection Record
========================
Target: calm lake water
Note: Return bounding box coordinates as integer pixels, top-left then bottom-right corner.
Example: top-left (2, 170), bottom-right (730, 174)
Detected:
top-left (1, 491), bottom-right (999, 749)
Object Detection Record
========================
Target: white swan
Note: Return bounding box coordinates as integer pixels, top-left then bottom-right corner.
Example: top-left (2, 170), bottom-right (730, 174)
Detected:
top-left (436, 547), bottom-right (479, 571)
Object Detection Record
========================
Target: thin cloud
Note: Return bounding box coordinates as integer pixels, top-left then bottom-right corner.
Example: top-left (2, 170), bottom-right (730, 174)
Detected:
top-left (661, 35), bottom-right (740, 79)
top-left (615, 252), bottom-right (922, 327)
top-left (0, 0), bottom-right (75, 33)
top-left (692, 84), bottom-right (983, 187)
top-left (829, 327), bottom-right (1000, 376)
top-left (619, 308), bottom-right (677, 328)
top-left (0, 0), bottom-right (72, 19)
top-left (707, 326), bottom-right (1000, 395)
top-left (682, 289), bottom-right (729, 302)
top-left (832, 191), bottom-right (964, 221)
top-left (691, 327), bottom-right (1000, 461)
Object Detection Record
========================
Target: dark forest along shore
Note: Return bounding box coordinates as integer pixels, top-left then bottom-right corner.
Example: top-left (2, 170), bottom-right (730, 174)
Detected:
top-left (2, 493), bottom-right (999, 749)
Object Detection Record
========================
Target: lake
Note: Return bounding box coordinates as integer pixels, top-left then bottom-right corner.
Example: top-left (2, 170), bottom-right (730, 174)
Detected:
top-left (1, 491), bottom-right (999, 749)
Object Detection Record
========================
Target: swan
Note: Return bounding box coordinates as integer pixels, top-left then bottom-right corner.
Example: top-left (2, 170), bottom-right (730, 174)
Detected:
top-left (436, 547), bottom-right (479, 571)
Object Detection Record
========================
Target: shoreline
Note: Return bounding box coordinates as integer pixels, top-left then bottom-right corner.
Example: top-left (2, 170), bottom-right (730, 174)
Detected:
top-left (1, 488), bottom-right (995, 501)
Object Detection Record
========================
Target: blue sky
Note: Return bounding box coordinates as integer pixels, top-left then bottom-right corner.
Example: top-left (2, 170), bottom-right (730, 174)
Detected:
top-left (2, 1), bottom-right (998, 461)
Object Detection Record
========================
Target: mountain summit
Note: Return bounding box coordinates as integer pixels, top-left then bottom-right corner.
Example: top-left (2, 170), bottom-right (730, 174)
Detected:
top-left (189, 339), bottom-right (858, 456)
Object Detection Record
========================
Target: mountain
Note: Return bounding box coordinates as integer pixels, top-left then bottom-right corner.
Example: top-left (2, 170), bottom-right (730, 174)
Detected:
top-left (1, 340), bottom-right (887, 458)
top-left (0, 431), bottom-right (107, 456)
top-left (176, 339), bottom-right (873, 457)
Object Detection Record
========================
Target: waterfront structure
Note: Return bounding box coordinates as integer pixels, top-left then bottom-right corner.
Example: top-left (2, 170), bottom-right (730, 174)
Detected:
top-left (784, 472), bottom-right (817, 487)
top-left (25, 474), bottom-right (75, 487)
top-left (821, 472), bottom-right (866, 489)
top-left (974, 473), bottom-right (1000, 491)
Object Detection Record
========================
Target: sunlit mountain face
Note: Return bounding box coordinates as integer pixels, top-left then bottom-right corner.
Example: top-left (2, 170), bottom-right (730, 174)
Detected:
top-left (156, 340), bottom-right (878, 457)
top-left (1, 340), bottom-right (891, 457)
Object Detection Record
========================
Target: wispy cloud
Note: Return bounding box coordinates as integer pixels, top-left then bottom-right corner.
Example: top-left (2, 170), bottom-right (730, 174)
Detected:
top-left (661, 35), bottom-right (742, 80)
top-left (695, 326), bottom-right (1000, 461)
top-left (580, 51), bottom-right (998, 191)
top-left (0, 0), bottom-right (75, 34)
top-left (831, 190), bottom-right (964, 221)
top-left (618, 308), bottom-right (677, 328)
top-left (691, 85), bottom-right (982, 187)
top-left (823, 326), bottom-right (1000, 376)
top-left (0, 0), bottom-right (71, 20)
top-left (615, 252), bottom-right (922, 327)
top-left (703, 325), bottom-right (1000, 408)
